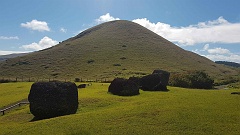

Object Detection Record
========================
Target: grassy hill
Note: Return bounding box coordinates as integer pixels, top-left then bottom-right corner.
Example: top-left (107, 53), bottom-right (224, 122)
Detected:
top-left (1, 82), bottom-right (240, 135)
top-left (0, 20), bottom-right (238, 81)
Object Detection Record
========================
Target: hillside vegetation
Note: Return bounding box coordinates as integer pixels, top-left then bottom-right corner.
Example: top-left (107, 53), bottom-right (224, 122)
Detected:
top-left (0, 20), bottom-right (238, 81)
top-left (0, 82), bottom-right (240, 135)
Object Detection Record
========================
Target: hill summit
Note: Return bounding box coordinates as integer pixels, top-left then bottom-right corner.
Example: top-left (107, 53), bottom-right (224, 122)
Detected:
top-left (0, 20), bottom-right (237, 80)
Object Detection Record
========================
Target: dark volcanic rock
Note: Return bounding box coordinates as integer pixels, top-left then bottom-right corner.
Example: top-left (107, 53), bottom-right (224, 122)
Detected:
top-left (28, 81), bottom-right (78, 119)
top-left (152, 69), bottom-right (170, 87)
top-left (140, 72), bottom-right (169, 91)
top-left (128, 77), bottom-right (141, 88)
top-left (108, 78), bottom-right (139, 96)
top-left (78, 84), bottom-right (87, 88)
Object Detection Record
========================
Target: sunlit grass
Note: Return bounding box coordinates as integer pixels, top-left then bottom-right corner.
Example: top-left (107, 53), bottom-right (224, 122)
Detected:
top-left (0, 82), bottom-right (240, 135)
top-left (0, 82), bottom-right (32, 108)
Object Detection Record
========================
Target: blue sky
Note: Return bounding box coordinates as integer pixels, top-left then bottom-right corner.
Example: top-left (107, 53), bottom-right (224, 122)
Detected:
top-left (0, 0), bottom-right (240, 63)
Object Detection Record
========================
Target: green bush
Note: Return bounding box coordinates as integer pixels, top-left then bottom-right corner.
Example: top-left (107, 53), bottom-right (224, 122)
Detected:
top-left (87, 59), bottom-right (94, 64)
top-left (113, 64), bottom-right (121, 66)
top-left (75, 78), bottom-right (80, 82)
top-left (0, 79), bottom-right (10, 83)
top-left (169, 71), bottom-right (214, 89)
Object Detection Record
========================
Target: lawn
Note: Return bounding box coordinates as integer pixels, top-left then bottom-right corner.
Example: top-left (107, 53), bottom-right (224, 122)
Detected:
top-left (0, 82), bottom-right (240, 135)
top-left (0, 82), bottom-right (32, 108)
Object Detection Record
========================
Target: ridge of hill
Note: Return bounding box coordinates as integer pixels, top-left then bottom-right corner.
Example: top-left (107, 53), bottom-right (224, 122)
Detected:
top-left (0, 53), bottom-right (29, 61)
top-left (215, 61), bottom-right (240, 68)
top-left (0, 20), bottom-right (238, 81)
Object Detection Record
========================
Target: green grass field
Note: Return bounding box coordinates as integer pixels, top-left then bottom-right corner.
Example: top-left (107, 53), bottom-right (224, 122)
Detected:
top-left (0, 82), bottom-right (240, 135)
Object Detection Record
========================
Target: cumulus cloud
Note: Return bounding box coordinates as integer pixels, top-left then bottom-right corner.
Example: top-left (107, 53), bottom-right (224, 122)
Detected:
top-left (21, 36), bottom-right (58, 51)
top-left (60, 27), bottom-right (67, 33)
top-left (196, 44), bottom-right (240, 63)
top-left (21, 20), bottom-right (50, 32)
top-left (0, 36), bottom-right (19, 40)
top-left (207, 47), bottom-right (230, 54)
top-left (203, 54), bottom-right (240, 63)
top-left (95, 13), bottom-right (120, 24)
top-left (132, 17), bottom-right (240, 45)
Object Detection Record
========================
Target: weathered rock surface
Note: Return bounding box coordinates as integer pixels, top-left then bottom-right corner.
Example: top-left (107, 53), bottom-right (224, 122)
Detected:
top-left (140, 70), bottom-right (170, 91)
top-left (108, 78), bottom-right (139, 96)
top-left (28, 81), bottom-right (78, 119)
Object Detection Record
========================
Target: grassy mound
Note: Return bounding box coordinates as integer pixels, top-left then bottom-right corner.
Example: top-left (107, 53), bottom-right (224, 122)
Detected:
top-left (0, 20), bottom-right (238, 81)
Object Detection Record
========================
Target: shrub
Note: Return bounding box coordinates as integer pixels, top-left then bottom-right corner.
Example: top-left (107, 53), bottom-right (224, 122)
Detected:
top-left (113, 64), bottom-right (121, 66)
top-left (169, 73), bottom-right (190, 88)
top-left (87, 59), bottom-right (94, 64)
top-left (120, 57), bottom-right (127, 60)
top-left (0, 79), bottom-right (10, 83)
top-left (75, 78), bottom-right (80, 82)
top-left (169, 71), bottom-right (214, 89)
top-left (188, 71), bottom-right (214, 89)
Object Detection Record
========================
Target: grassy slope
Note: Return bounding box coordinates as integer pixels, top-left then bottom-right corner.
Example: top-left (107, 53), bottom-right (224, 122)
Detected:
top-left (0, 20), bottom-right (237, 81)
top-left (0, 82), bottom-right (32, 108)
top-left (0, 82), bottom-right (240, 135)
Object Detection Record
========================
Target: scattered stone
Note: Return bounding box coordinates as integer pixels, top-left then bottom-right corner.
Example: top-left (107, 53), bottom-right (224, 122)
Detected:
top-left (140, 70), bottom-right (169, 91)
top-left (128, 77), bottom-right (141, 88)
top-left (28, 81), bottom-right (78, 119)
top-left (152, 69), bottom-right (170, 87)
top-left (78, 84), bottom-right (87, 88)
top-left (108, 78), bottom-right (139, 96)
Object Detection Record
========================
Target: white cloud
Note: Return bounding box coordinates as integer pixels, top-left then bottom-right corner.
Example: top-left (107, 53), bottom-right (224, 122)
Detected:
top-left (132, 17), bottom-right (240, 45)
top-left (195, 44), bottom-right (240, 63)
top-left (203, 44), bottom-right (209, 50)
top-left (203, 54), bottom-right (240, 63)
top-left (0, 50), bottom-right (28, 56)
top-left (21, 20), bottom-right (50, 32)
top-left (196, 16), bottom-right (229, 27)
top-left (207, 47), bottom-right (230, 54)
top-left (21, 36), bottom-right (58, 51)
top-left (95, 13), bottom-right (120, 24)
top-left (0, 36), bottom-right (19, 40)
top-left (60, 27), bottom-right (67, 33)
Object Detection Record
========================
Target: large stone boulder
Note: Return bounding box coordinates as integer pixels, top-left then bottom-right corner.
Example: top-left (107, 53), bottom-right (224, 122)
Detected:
top-left (28, 81), bottom-right (78, 119)
top-left (108, 78), bottom-right (139, 96)
top-left (152, 69), bottom-right (170, 87)
top-left (128, 77), bottom-right (141, 88)
top-left (140, 72), bottom-right (169, 91)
